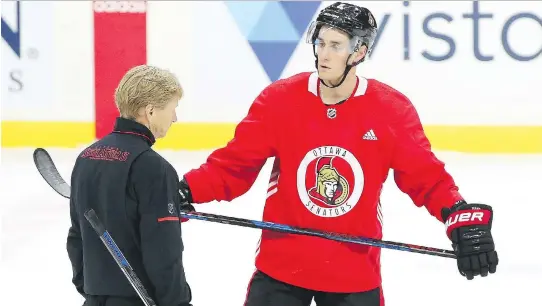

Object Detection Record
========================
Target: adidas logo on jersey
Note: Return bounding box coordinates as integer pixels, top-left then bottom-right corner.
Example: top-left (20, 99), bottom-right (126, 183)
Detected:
top-left (363, 129), bottom-right (378, 140)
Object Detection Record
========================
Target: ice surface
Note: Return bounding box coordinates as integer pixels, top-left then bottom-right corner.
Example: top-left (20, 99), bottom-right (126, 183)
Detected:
top-left (1, 147), bottom-right (541, 305)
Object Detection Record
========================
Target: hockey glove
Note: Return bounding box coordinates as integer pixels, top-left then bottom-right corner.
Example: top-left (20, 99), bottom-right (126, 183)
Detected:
top-left (441, 201), bottom-right (498, 280)
top-left (178, 178), bottom-right (195, 222)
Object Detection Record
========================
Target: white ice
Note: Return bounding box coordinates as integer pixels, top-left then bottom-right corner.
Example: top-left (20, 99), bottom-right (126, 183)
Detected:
top-left (1, 147), bottom-right (541, 305)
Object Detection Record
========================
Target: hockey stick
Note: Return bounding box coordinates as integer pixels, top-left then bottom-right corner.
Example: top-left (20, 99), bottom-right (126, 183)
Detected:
top-left (183, 211), bottom-right (456, 258)
top-left (33, 148), bottom-right (71, 199)
top-left (84, 208), bottom-right (157, 306)
top-left (33, 148), bottom-right (156, 305)
top-left (33, 148), bottom-right (457, 259)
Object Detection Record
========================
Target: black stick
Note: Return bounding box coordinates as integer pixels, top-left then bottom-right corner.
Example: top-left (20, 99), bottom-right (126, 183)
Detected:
top-left (182, 210), bottom-right (456, 258)
top-left (33, 147), bottom-right (456, 259)
top-left (84, 209), bottom-right (157, 306)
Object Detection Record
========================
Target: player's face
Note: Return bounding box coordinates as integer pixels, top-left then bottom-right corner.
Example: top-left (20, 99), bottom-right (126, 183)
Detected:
top-left (147, 96), bottom-right (179, 138)
top-left (315, 27), bottom-right (353, 82)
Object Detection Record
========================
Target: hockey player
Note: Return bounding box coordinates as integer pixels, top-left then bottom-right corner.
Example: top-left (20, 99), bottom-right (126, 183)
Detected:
top-left (178, 2), bottom-right (498, 306)
top-left (67, 65), bottom-right (192, 306)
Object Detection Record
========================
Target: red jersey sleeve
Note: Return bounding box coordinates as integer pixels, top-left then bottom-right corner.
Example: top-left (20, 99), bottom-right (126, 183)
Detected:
top-left (183, 86), bottom-right (277, 203)
top-left (386, 91), bottom-right (464, 222)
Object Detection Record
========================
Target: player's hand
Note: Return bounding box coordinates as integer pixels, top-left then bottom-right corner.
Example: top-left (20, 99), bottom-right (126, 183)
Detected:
top-left (441, 201), bottom-right (498, 280)
top-left (178, 178), bottom-right (195, 222)
top-left (179, 203), bottom-right (195, 223)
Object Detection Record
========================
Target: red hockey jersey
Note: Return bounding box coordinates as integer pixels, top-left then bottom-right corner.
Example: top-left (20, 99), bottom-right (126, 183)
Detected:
top-left (184, 72), bottom-right (463, 293)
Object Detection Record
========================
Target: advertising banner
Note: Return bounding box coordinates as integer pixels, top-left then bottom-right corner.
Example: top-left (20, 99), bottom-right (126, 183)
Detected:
top-left (1, 1), bottom-right (55, 113)
top-left (191, 1), bottom-right (541, 125)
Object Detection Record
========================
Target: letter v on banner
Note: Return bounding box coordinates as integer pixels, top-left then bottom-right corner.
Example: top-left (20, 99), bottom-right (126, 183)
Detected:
top-left (93, 0), bottom-right (147, 139)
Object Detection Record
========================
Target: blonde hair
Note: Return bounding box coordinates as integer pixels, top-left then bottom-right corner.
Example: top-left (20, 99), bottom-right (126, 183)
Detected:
top-left (114, 65), bottom-right (183, 119)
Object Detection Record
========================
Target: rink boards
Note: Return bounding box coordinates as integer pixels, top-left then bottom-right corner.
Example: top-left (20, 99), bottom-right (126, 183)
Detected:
top-left (1, 1), bottom-right (541, 153)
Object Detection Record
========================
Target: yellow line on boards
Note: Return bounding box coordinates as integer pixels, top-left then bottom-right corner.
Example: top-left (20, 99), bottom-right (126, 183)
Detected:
top-left (2, 121), bottom-right (541, 153)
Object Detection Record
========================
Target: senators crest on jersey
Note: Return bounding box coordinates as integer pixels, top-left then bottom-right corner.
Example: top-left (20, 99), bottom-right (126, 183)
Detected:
top-left (297, 146), bottom-right (364, 218)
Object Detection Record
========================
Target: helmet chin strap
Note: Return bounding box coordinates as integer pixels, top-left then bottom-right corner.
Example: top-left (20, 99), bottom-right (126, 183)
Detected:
top-left (319, 55), bottom-right (354, 88)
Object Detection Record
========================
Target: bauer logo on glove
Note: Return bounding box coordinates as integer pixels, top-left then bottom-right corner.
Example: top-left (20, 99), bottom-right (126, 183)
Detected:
top-left (444, 206), bottom-right (492, 239)
top-left (442, 202), bottom-right (499, 280)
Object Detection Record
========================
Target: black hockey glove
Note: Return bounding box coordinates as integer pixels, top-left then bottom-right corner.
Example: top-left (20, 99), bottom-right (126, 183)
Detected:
top-left (178, 178), bottom-right (195, 222)
top-left (441, 201), bottom-right (498, 280)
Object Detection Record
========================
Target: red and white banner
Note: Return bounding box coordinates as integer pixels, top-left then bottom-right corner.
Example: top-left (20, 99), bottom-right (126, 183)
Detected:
top-left (93, 0), bottom-right (147, 138)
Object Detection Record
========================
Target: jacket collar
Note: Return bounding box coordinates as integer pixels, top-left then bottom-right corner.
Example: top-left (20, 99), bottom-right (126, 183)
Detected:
top-left (112, 117), bottom-right (156, 146)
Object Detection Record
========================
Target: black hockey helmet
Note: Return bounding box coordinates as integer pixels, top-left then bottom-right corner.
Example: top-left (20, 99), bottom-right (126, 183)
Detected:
top-left (306, 2), bottom-right (378, 88)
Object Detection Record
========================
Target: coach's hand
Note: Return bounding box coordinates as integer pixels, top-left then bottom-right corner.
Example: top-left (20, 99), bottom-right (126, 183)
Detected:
top-left (441, 201), bottom-right (499, 280)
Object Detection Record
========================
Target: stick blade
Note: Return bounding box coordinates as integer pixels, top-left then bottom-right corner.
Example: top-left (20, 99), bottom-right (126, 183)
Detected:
top-left (33, 148), bottom-right (71, 198)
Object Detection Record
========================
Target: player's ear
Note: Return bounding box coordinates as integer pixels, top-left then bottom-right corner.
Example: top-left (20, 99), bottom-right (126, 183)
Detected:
top-left (354, 45), bottom-right (367, 63)
top-left (145, 104), bottom-right (154, 116)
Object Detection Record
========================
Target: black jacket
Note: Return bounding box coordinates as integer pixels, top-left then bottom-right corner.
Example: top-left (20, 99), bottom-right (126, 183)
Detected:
top-left (67, 117), bottom-right (192, 306)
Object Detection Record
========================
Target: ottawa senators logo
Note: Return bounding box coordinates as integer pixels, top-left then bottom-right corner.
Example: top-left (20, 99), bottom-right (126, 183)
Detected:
top-left (308, 156), bottom-right (349, 206)
top-left (297, 146), bottom-right (364, 218)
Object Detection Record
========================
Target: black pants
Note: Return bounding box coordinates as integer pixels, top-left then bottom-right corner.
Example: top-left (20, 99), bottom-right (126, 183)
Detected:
top-left (84, 295), bottom-right (193, 306)
top-left (83, 296), bottom-right (145, 306)
top-left (244, 270), bottom-right (382, 306)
